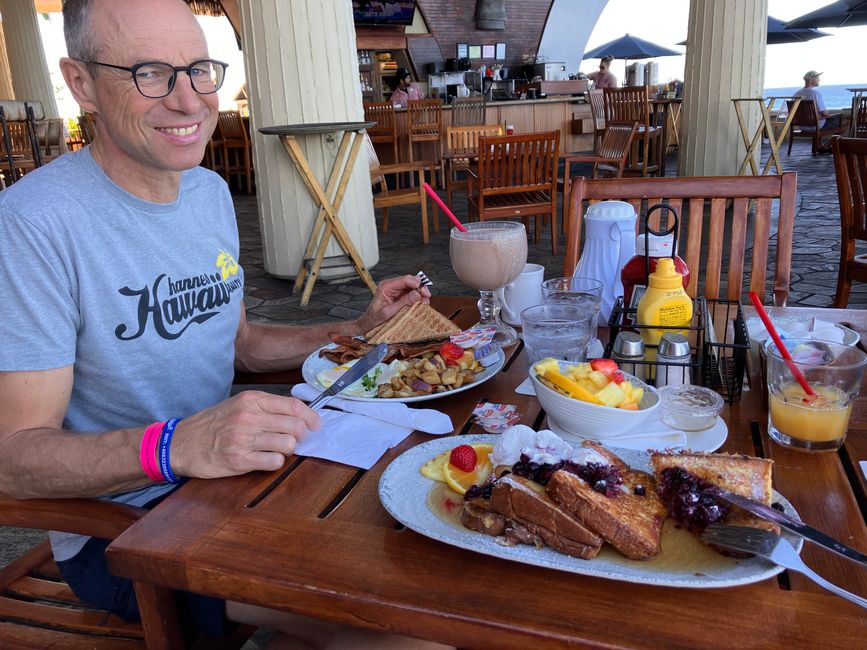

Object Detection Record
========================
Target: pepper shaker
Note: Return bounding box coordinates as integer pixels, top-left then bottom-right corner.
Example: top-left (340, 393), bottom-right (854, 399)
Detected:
top-left (655, 332), bottom-right (691, 387)
top-left (610, 331), bottom-right (646, 381)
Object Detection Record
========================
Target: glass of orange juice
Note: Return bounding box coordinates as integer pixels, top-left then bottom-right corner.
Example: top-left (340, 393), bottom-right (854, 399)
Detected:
top-left (766, 339), bottom-right (867, 451)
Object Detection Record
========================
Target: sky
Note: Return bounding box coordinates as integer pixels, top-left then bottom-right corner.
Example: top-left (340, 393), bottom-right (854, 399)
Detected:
top-left (585, 0), bottom-right (867, 89)
top-left (35, 1), bottom-right (867, 119)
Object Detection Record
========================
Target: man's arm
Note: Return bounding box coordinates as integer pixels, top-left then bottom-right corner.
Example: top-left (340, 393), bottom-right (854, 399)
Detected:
top-left (233, 274), bottom-right (430, 373)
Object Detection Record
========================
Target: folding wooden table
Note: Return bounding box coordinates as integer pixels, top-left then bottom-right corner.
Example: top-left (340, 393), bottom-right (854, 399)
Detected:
top-left (846, 87), bottom-right (867, 136)
top-left (732, 96), bottom-right (801, 176)
top-left (259, 122), bottom-right (378, 306)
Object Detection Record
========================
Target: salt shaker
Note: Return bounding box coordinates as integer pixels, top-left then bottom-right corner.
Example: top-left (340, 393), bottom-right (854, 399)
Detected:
top-left (655, 332), bottom-right (691, 386)
top-left (610, 331), bottom-right (646, 381)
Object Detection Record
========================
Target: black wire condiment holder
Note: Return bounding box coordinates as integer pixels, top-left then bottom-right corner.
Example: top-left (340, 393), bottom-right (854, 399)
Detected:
top-left (605, 203), bottom-right (750, 403)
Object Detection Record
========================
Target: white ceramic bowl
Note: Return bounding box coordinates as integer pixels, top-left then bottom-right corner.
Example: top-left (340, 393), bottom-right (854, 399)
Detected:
top-left (531, 365), bottom-right (659, 440)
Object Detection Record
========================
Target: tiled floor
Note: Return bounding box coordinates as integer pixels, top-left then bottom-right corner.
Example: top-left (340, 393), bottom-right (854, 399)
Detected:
top-left (1, 137), bottom-right (864, 606)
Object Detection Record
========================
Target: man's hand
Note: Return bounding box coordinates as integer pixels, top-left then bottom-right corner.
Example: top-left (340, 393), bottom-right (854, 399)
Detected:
top-left (355, 274), bottom-right (431, 335)
top-left (169, 391), bottom-right (322, 478)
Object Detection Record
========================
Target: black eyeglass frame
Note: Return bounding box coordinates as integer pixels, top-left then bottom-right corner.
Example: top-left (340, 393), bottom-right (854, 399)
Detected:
top-left (80, 59), bottom-right (229, 98)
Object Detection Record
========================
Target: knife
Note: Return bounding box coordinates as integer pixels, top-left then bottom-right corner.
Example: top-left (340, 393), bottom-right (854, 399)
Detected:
top-left (718, 489), bottom-right (867, 568)
top-left (309, 343), bottom-right (389, 411)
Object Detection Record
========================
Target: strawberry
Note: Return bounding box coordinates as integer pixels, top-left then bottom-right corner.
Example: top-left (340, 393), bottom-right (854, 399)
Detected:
top-left (611, 370), bottom-right (626, 385)
top-left (590, 358), bottom-right (619, 378)
top-left (449, 444), bottom-right (477, 472)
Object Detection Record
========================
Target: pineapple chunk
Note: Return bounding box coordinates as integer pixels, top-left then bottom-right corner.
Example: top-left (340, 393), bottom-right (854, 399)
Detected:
top-left (594, 381), bottom-right (627, 407)
top-left (533, 358), bottom-right (562, 376)
top-left (588, 370), bottom-right (610, 389)
top-left (569, 362), bottom-right (592, 379)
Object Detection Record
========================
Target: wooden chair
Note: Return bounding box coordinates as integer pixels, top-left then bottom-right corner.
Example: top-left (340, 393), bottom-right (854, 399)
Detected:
top-left (365, 133), bottom-right (438, 243)
top-left (563, 172), bottom-right (797, 306)
top-left (853, 96), bottom-right (867, 139)
top-left (78, 113), bottom-right (97, 145)
top-left (0, 494), bottom-right (254, 648)
top-left (0, 121), bottom-right (40, 184)
top-left (467, 130), bottom-right (561, 254)
top-left (217, 111), bottom-right (253, 193)
top-left (560, 121), bottom-right (638, 226)
top-left (36, 118), bottom-right (67, 162)
top-left (450, 96), bottom-right (487, 126)
top-left (363, 101), bottom-right (399, 165)
top-left (588, 88), bottom-right (606, 152)
top-left (831, 136), bottom-right (867, 307)
top-left (786, 99), bottom-right (844, 156)
top-left (444, 123), bottom-right (503, 208)
top-left (602, 86), bottom-right (661, 177)
top-left (406, 99), bottom-right (443, 188)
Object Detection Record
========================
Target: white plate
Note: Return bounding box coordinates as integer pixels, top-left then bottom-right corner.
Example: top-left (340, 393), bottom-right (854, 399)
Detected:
top-left (747, 317), bottom-right (860, 348)
top-left (545, 411), bottom-right (728, 453)
top-left (379, 434), bottom-right (803, 589)
top-left (302, 345), bottom-right (506, 404)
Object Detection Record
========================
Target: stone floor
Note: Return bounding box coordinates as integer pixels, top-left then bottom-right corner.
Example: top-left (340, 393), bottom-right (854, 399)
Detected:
top-left (2, 136), bottom-right (864, 622)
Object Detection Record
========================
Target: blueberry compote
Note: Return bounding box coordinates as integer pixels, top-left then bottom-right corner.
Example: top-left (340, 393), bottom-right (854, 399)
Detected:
top-left (509, 453), bottom-right (623, 497)
top-left (658, 467), bottom-right (730, 532)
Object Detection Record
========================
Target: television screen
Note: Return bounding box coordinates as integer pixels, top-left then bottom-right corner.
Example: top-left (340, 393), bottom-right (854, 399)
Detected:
top-left (353, 1), bottom-right (416, 26)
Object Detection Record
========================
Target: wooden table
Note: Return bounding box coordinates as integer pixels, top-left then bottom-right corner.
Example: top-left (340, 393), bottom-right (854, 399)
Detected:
top-left (732, 97), bottom-right (801, 176)
top-left (846, 87), bottom-right (867, 137)
top-left (259, 122), bottom-right (378, 306)
top-left (650, 97), bottom-right (682, 177)
top-left (107, 299), bottom-right (867, 648)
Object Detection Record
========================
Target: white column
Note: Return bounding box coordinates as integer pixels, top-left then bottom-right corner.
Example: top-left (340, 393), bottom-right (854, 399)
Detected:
top-left (239, 0), bottom-right (377, 280)
top-left (679, 0), bottom-right (767, 176)
top-left (0, 21), bottom-right (14, 98)
top-left (0, 0), bottom-right (59, 116)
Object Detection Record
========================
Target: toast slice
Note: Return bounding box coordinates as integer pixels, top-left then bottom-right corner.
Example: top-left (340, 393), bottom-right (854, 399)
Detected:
top-left (650, 451), bottom-right (779, 542)
top-left (365, 302), bottom-right (460, 344)
top-left (546, 441), bottom-right (667, 560)
top-left (489, 474), bottom-right (603, 559)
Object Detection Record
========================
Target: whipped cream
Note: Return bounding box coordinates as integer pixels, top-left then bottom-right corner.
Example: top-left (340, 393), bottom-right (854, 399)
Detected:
top-left (492, 425), bottom-right (606, 467)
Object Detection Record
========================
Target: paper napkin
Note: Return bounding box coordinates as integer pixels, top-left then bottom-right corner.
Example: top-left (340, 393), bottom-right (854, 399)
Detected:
top-left (289, 384), bottom-right (454, 469)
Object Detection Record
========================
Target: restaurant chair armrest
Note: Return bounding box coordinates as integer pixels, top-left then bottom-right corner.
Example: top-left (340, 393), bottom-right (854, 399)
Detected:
top-left (379, 162), bottom-right (430, 175)
top-left (0, 493), bottom-right (146, 540)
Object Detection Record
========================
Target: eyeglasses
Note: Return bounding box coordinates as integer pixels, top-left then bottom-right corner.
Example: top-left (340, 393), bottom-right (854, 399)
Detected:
top-left (82, 59), bottom-right (228, 99)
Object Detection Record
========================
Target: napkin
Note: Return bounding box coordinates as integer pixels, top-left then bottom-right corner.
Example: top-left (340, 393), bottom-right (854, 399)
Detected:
top-left (747, 316), bottom-right (845, 345)
top-left (289, 384), bottom-right (454, 469)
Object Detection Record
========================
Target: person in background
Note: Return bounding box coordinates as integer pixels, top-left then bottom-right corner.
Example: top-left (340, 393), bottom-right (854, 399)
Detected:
top-left (390, 67), bottom-right (424, 107)
top-left (585, 55), bottom-right (618, 89)
top-left (794, 70), bottom-right (842, 152)
top-left (0, 1), bottom-right (445, 648)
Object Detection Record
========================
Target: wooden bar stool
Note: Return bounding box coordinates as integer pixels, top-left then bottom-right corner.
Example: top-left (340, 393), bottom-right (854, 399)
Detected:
top-left (407, 99), bottom-right (443, 188)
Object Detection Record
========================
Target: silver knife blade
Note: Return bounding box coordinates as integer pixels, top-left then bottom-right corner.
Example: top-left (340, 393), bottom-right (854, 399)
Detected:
top-left (309, 343), bottom-right (389, 411)
top-left (718, 490), bottom-right (867, 568)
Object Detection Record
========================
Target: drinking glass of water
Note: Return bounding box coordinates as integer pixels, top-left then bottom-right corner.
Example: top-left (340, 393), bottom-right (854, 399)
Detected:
top-left (520, 304), bottom-right (597, 367)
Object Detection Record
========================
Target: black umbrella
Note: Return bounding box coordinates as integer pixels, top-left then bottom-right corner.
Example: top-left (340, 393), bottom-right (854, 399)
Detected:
top-left (785, 0), bottom-right (867, 28)
top-left (582, 33), bottom-right (681, 81)
top-left (678, 16), bottom-right (830, 46)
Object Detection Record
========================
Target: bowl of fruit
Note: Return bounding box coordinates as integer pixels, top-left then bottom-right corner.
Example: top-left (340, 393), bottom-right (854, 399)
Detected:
top-left (530, 357), bottom-right (659, 440)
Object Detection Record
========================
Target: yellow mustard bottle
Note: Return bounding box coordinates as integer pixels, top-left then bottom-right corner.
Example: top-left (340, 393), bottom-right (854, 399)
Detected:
top-left (636, 257), bottom-right (693, 366)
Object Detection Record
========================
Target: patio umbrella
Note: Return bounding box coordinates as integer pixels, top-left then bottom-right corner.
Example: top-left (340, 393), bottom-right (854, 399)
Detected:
top-left (785, 0), bottom-right (867, 28)
top-left (582, 33), bottom-right (681, 81)
top-left (678, 16), bottom-right (830, 46)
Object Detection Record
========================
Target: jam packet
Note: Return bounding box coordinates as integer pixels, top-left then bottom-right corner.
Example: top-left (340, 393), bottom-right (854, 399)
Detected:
top-left (473, 401), bottom-right (521, 433)
top-left (451, 326), bottom-right (497, 349)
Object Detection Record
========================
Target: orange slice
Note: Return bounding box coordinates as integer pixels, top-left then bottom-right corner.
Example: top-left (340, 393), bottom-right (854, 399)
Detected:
top-left (442, 444), bottom-right (494, 495)
top-left (540, 369), bottom-right (604, 405)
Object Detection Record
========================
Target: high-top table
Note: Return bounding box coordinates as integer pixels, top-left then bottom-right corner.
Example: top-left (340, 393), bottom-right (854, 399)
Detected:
top-left (732, 97), bottom-right (801, 176)
top-left (107, 298), bottom-right (867, 648)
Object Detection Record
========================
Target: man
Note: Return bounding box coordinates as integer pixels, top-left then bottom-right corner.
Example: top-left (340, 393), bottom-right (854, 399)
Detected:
top-left (794, 70), bottom-right (842, 151)
top-left (585, 55), bottom-right (618, 90)
top-left (390, 67), bottom-right (424, 107)
top-left (0, 1), bottom-right (444, 647)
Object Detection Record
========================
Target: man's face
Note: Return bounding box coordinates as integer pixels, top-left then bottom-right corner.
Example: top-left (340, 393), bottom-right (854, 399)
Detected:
top-left (87, 0), bottom-right (219, 177)
top-left (399, 75), bottom-right (411, 89)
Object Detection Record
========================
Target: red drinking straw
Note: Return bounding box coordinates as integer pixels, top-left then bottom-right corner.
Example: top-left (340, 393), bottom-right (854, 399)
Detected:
top-left (423, 182), bottom-right (467, 232)
top-left (748, 291), bottom-right (817, 401)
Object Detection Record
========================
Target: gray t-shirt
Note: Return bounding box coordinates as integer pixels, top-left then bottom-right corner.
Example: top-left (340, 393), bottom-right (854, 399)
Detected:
top-left (0, 148), bottom-right (243, 560)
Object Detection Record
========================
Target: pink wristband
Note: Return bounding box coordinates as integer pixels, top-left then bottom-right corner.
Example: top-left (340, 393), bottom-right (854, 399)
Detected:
top-left (140, 421), bottom-right (166, 482)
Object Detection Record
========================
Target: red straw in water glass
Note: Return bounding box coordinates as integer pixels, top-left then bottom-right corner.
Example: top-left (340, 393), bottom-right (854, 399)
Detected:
top-left (423, 182), bottom-right (467, 232)
top-left (748, 291), bottom-right (817, 402)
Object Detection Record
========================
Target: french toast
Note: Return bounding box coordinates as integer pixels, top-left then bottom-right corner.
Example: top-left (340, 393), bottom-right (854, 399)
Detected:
top-left (365, 302), bottom-right (460, 344)
top-left (546, 441), bottom-right (667, 560)
top-left (650, 451), bottom-right (780, 546)
top-left (489, 474), bottom-right (603, 559)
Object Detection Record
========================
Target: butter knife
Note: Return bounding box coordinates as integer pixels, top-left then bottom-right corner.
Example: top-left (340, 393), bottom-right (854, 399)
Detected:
top-left (309, 343), bottom-right (388, 411)
top-left (718, 490), bottom-right (867, 569)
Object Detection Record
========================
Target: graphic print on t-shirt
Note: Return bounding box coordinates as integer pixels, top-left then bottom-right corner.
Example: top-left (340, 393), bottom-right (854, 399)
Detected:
top-left (115, 249), bottom-right (242, 341)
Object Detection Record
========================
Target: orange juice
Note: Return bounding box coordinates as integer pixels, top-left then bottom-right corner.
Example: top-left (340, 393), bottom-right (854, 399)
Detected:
top-left (768, 383), bottom-right (852, 443)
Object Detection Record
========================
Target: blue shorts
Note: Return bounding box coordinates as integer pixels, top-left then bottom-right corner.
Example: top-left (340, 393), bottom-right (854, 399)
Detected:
top-left (56, 491), bottom-right (227, 639)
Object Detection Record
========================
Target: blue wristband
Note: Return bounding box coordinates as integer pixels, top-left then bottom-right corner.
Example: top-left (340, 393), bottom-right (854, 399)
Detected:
top-left (157, 418), bottom-right (182, 484)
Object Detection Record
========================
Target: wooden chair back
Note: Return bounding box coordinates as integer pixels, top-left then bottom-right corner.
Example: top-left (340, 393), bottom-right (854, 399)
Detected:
top-left (445, 124), bottom-right (503, 156)
top-left (855, 96), bottom-right (867, 138)
top-left (831, 136), bottom-right (867, 306)
top-left (407, 99), bottom-right (443, 185)
top-left (450, 96), bottom-right (486, 126)
top-left (78, 113), bottom-right (96, 145)
top-left (564, 173), bottom-right (797, 305)
top-left (364, 131), bottom-right (386, 191)
top-left (589, 88), bottom-right (606, 151)
top-left (363, 101), bottom-right (398, 163)
top-left (786, 99), bottom-right (843, 156)
top-left (217, 110), bottom-right (248, 143)
top-left (602, 86), bottom-right (660, 176)
top-left (595, 121), bottom-right (639, 173)
top-left (217, 111), bottom-right (253, 193)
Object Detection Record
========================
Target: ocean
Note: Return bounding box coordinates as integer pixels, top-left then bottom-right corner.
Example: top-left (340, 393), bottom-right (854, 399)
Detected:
top-left (764, 83), bottom-right (867, 109)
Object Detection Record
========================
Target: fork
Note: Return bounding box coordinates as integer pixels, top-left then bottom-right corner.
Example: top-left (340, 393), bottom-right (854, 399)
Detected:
top-left (416, 271), bottom-right (433, 288)
top-left (702, 525), bottom-right (867, 610)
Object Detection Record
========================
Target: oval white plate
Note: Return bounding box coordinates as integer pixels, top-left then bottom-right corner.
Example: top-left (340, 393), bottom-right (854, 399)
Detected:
top-left (302, 345), bottom-right (506, 404)
top-left (379, 434), bottom-right (802, 589)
